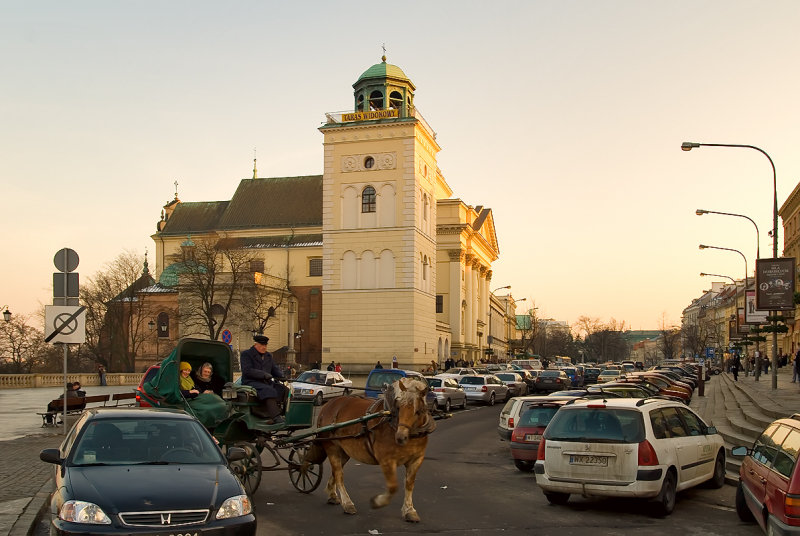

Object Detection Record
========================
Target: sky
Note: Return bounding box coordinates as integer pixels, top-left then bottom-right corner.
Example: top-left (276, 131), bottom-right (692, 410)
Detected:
top-left (2, 1), bottom-right (800, 331)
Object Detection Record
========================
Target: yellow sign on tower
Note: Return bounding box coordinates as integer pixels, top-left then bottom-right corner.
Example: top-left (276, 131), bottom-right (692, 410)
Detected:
top-left (341, 109), bottom-right (398, 122)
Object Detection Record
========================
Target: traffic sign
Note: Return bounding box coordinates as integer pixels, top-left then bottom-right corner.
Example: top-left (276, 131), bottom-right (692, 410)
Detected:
top-left (53, 248), bottom-right (80, 306)
top-left (222, 329), bottom-right (232, 344)
top-left (45, 305), bottom-right (86, 344)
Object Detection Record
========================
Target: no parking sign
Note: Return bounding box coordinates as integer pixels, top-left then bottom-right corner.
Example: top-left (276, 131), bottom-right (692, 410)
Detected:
top-left (222, 329), bottom-right (232, 344)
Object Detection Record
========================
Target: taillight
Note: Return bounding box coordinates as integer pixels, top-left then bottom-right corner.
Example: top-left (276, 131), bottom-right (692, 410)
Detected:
top-left (587, 404), bottom-right (606, 408)
top-left (482, 386), bottom-right (488, 392)
top-left (537, 438), bottom-right (546, 460)
top-left (638, 439), bottom-right (659, 466)
top-left (434, 388), bottom-right (444, 392)
top-left (785, 495), bottom-right (800, 518)
top-left (508, 417), bottom-right (515, 428)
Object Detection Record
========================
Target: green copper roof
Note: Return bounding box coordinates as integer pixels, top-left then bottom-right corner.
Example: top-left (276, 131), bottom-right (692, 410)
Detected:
top-left (357, 60), bottom-right (410, 83)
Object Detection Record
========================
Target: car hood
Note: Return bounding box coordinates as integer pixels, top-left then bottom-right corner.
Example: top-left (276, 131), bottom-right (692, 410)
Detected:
top-left (65, 464), bottom-right (242, 511)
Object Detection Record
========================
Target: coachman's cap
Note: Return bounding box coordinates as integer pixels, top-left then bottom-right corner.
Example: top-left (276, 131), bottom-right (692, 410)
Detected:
top-left (253, 335), bottom-right (269, 344)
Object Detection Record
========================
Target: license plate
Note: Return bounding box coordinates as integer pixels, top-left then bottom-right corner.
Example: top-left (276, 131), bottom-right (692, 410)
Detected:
top-left (524, 434), bottom-right (542, 441)
top-left (569, 455), bottom-right (608, 466)
top-left (464, 386), bottom-right (476, 391)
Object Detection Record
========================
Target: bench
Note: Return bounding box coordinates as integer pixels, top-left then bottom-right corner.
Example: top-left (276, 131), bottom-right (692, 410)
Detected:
top-left (38, 394), bottom-right (111, 426)
top-left (111, 392), bottom-right (136, 406)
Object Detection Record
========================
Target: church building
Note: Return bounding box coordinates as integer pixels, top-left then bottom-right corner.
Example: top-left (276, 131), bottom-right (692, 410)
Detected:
top-left (145, 57), bottom-right (503, 373)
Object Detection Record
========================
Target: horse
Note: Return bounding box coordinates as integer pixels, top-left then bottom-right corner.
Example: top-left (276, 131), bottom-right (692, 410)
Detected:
top-left (303, 376), bottom-right (436, 522)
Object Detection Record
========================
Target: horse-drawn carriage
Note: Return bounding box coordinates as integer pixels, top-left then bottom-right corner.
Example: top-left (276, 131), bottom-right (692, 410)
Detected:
top-left (140, 338), bottom-right (403, 500)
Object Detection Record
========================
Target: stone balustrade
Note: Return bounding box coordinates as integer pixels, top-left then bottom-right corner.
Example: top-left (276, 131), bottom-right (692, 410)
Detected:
top-left (0, 373), bottom-right (145, 389)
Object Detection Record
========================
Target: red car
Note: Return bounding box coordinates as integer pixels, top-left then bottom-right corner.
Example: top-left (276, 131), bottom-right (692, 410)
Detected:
top-left (509, 400), bottom-right (570, 472)
top-left (135, 364), bottom-right (161, 407)
top-left (733, 415), bottom-right (800, 534)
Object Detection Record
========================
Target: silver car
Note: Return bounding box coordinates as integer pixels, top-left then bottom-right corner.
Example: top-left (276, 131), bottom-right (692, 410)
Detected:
top-left (495, 372), bottom-right (528, 397)
top-left (426, 376), bottom-right (468, 411)
top-left (459, 374), bottom-right (510, 406)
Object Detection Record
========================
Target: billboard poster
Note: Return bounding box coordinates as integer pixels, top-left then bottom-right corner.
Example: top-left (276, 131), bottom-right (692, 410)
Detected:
top-left (756, 258), bottom-right (796, 311)
top-left (737, 307), bottom-right (751, 335)
top-left (745, 290), bottom-right (769, 324)
top-left (728, 318), bottom-right (739, 340)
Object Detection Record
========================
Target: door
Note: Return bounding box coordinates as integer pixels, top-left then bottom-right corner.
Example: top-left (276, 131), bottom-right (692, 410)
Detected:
top-left (743, 424), bottom-right (782, 532)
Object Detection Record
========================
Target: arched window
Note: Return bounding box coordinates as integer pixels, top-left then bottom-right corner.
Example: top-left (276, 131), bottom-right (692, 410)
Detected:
top-left (389, 91), bottom-right (403, 109)
top-left (362, 186), bottom-right (376, 213)
top-left (357, 94), bottom-right (365, 112)
top-left (157, 312), bottom-right (170, 338)
top-left (369, 90), bottom-right (384, 110)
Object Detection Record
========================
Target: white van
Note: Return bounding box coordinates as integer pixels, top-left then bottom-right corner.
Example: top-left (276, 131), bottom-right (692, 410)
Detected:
top-left (497, 394), bottom-right (573, 440)
top-left (510, 359), bottom-right (543, 371)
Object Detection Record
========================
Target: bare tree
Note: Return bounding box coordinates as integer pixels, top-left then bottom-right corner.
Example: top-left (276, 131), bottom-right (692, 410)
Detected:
top-left (657, 313), bottom-right (681, 362)
top-left (582, 318), bottom-right (629, 363)
top-left (240, 271), bottom-right (290, 336)
top-left (175, 238), bottom-right (257, 340)
top-left (517, 304), bottom-right (539, 357)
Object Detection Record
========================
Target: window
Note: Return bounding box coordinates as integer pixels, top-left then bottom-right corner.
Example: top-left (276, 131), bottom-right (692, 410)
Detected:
top-left (249, 259), bottom-right (264, 273)
top-left (157, 312), bottom-right (170, 338)
top-left (661, 407), bottom-right (687, 438)
top-left (678, 408), bottom-right (706, 436)
top-left (436, 295), bottom-right (443, 313)
top-left (389, 91), bottom-right (403, 109)
top-left (309, 257), bottom-right (322, 277)
top-left (362, 186), bottom-right (376, 213)
top-left (369, 90), bottom-right (383, 110)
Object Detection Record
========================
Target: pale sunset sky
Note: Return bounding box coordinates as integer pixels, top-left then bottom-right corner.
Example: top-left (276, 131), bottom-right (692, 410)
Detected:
top-left (2, 1), bottom-right (799, 331)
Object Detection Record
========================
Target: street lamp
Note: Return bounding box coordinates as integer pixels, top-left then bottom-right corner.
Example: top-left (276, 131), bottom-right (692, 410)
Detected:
top-left (1, 306), bottom-right (10, 323)
top-left (488, 286), bottom-right (512, 360)
top-left (698, 245), bottom-right (747, 289)
top-left (696, 209), bottom-right (760, 260)
top-left (699, 272), bottom-right (738, 286)
top-left (683, 141), bottom-right (779, 388)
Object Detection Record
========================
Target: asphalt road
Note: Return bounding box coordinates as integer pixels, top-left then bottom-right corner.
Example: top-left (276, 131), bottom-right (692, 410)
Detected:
top-left (251, 403), bottom-right (762, 536)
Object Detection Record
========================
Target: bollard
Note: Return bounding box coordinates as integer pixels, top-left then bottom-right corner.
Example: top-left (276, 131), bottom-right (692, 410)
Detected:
top-left (697, 364), bottom-right (705, 397)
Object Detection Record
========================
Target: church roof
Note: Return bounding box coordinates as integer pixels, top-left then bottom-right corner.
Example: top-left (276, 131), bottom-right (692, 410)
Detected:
top-left (356, 60), bottom-right (411, 84)
top-left (159, 175), bottom-right (322, 235)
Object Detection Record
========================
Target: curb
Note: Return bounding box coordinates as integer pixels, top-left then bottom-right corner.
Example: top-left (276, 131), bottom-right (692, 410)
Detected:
top-left (10, 477), bottom-right (52, 536)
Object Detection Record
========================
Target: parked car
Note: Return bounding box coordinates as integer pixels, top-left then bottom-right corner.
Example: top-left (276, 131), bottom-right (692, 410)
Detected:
top-left (510, 400), bottom-right (571, 472)
top-left (426, 375), bottom-right (467, 411)
top-left (39, 407), bottom-right (256, 535)
top-left (583, 367), bottom-right (602, 384)
top-left (534, 398), bottom-right (725, 515)
top-left (498, 395), bottom-right (574, 441)
top-left (732, 414), bottom-right (800, 534)
top-left (135, 364), bottom-right (161, 407)
top-left (459, 374), bottom-right (509, 406)
top-left (596, 369), bottom-right (624, 383)
top-left (289, 369), bottom-right (353, 405)
top-left (495, 372), bottom-right (528, 397)
top-left (365, 368), bottom-right (436, 412)
top-left (560, 367), bottom-right (582, 387)
top-left (534, 370), bottom-right (570, 393)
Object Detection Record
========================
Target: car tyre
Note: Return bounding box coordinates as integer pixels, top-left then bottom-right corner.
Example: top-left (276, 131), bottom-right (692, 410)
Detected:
top-left (652, 470), bottom-right (676, 516)
top-left (441, 399), bottom-right (451, 412)
top-left (488, 392), bottom-right (496, 406)
top-left (313, 393), bottom-right (324, 406)
top-left (544, 491), bottom-right (569, 505)
top-left (735, 482), bottom-right (755, 522)
top-left (514, 459), bottom-right (534, 472)
top-left (708, 451), bottom-right (725, 488)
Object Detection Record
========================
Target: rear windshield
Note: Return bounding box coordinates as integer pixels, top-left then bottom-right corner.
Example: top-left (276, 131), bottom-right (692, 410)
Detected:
top-left (544, 408), bottom-right (645, 443)
top-left (460, 376), bottom-right (484, 385)
top-left (519, 406), bottom-right (560, 427)
top-left (540, 370), bottom-right (561, 378)
top-left (366, 371), bottom-right (405, 389)
top-left (427, 378), bottom-right (442, 387)
top-left (496, 374), bottom-right (516, 381)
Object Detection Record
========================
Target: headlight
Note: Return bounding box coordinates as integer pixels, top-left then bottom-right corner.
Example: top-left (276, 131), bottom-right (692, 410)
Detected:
top-left (59, 500), bottom-right (111, 524)
top-left (216, 494), bottom-right (252, 519)
top-left (301, 388), bottom-right (314, 395)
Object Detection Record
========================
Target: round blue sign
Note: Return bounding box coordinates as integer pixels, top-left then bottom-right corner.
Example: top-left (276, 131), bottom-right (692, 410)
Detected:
top-left (221, 329), bottom-right (232, 344)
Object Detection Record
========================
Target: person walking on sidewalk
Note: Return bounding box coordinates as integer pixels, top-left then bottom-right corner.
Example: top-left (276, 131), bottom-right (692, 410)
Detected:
top-left (793, 350), bottom-right (800, 383)
top-left (731, 354), bottom-right (741, 382)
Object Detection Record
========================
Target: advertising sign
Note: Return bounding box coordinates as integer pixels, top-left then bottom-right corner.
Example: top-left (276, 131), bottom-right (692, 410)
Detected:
top-left (737, 307), bottom-right (751, 335)
top-left (756, 258), bottom-right (796, 311)
top-left (745, 290), bottom-right (769, 324)
top-left (341, 109), bottom-right (399, 122)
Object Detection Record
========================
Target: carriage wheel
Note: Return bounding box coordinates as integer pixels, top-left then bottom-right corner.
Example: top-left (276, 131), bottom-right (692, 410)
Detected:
top-left (228, 441), bottom-right (262, 496)
top-left (287, 443), bottom-right (323, 493)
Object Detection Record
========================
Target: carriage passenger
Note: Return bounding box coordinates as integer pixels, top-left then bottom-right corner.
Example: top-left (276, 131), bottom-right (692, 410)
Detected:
top-left (240, 335), bottom-right (287, 424)
top-left (179, 361), bottom-right (200, 399)
top-left (193, 362), bottom-right (224, 395)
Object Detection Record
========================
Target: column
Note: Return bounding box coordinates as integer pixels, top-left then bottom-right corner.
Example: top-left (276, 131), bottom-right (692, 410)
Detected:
top-left (448, 250), bottom-right (463, 345)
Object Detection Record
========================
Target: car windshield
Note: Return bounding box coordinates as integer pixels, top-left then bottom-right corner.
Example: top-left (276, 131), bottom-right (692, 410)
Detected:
top-left (445, 368), bottom-right (467, 374)
top-left (296, 371), bottom-right (327, 384)
top-left (71, 417), bottom-right (224, 466)
top-left (519, 406), bottom-right (560, 427)
top-left (544, 408), bottom-right (645, 443)
top-left (366, 371), bottom-right (405, 388)
top-left (460, 376), bottom-right (484, 385)
top-left (599, 371), bottom-right (618, 376)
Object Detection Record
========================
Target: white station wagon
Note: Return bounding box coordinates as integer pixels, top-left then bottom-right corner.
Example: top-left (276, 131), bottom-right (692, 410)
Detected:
top-left (534, 398), bottom-right (725, 515)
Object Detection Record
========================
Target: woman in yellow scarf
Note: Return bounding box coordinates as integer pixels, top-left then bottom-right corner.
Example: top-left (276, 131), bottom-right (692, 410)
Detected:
top-left (179, 361), bottom-right (200, 398)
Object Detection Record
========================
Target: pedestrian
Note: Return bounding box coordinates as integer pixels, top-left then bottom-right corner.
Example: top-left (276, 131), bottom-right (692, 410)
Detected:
top-left (792, 350), bottom-right (800, 383)
top-left (327, 361), bottom-right (335, 371)
top-left (97, 364), bottom-right (107, 386)
top-left (335, 362), bottom-right (342, 373)
top-left (374, 360), bottom-right (383, 369)
top-left (731, 354), bottom-right (741, 382)
top-left (392, 355), bottom-right (398, 368)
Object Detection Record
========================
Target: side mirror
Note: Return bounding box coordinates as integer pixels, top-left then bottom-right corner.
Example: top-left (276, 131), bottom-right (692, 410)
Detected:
top-left (706, 426), bottom-right (717, 435)
top-left (226, 446), bottom-right (247, 462)
top-left (40, 448), bottom-right (63, 465)
top-left (731, 446), bottom-right (749, 457)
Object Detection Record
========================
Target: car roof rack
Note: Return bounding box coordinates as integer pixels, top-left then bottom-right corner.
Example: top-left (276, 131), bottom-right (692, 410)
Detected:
top-left (635, 396), bottom-right (673, 407)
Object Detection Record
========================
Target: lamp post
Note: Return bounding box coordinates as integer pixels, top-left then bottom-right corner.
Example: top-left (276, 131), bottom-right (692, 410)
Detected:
top-left (696, 209), bottom-right (760, 260)
top-left (683, 141), bottom-right (778, 388)
top-left (1, 306), bottom-right (11, 323)
top-left (489, 285), bottom-right (511, 360)
top-left (509, 297), bottom-right (527, 360)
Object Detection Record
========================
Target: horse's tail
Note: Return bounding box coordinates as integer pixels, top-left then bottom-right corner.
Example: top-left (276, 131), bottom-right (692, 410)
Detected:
top-left (304, 441), bottom-right (328, 464)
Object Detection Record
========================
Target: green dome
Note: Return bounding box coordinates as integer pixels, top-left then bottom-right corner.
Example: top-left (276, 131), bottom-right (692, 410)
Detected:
top-left (158, 261), bottom-right (206, 288)
top-left (357, 59), bottom-right (410, 83)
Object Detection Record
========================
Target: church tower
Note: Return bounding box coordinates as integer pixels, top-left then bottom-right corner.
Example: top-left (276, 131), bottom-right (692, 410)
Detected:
top-left (319, 56), bottom-right (441, 370)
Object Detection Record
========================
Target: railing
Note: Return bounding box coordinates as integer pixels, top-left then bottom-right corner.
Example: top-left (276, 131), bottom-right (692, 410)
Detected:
top-left (0, 373), bottom-right (145, 389)
top-left (323, 106), bottom-right (437, 140)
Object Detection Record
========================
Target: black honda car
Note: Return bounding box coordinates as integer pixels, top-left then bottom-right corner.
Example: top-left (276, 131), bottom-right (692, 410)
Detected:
top-left (40, 407), bottom-right (256, 535)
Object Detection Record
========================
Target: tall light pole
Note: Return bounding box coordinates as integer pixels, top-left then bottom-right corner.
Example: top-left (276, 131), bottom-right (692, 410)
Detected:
top-left (489, 285), bottom-right (511, 360)
top-left (696, 209), bottom-right (760, 260)
top-left (683, 141), bottom-right (778, 388)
